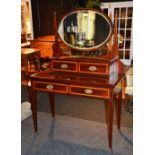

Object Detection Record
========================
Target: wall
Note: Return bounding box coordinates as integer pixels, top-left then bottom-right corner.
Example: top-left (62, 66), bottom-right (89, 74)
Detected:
top-left (31, 0), bottom-right (79, 38)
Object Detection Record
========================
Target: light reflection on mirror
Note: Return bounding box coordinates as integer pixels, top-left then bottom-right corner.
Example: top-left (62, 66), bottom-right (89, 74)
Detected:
top-left (58, 9), bottom-right (112, 51)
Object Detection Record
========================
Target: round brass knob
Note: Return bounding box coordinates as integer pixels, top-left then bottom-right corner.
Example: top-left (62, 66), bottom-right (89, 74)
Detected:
top-left (84, 89), bottom-right (93, 94)
top-left (60, 64), bottom-right (68, 69)
top-left (89, 66), bottom-right (97, 71)
top-left (46, 84), bottom-right (54, 90)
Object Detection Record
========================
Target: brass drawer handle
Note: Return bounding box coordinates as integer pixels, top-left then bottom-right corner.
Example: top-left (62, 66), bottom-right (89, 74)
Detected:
top-left (84, 89), bottom-right (93, 94)
top-left (46, 84), bottom-right (54, 90)
top-left (60, 63), bottom-right (69, 69)
top-left (88, 66), bottom-right (97, 71)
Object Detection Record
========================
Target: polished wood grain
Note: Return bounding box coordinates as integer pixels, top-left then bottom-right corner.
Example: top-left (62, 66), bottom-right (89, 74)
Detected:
top-left (21, 48), bottom-right (40, 76)
top-left (107, 97), bottom-right (114, 149)
top-left (31, 89), bottom-right (37, 132)
top-left (79, 62), bottom-right (108, 75)
top-left (51, 60), bottom-right (78, 72)
top-left (33, 81), bottom-right (68, 94)
top-left (69, 85), bottom-right (110, 99)
top-left (30, 36), bottom-right (55, 58)
top-left (115, 89), bottom-right (122, 129)
top-left (50, 56), bottom-right (118, 77)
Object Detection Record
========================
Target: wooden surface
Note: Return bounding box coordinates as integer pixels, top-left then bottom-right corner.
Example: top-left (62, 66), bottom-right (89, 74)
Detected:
top-left (30, 35), bottom-right (55, 58)
top-left (35, 35), bottom-right (55, 42)
top-left (21, 42), bottom-right (30, 48)
top-left (21, 48), bottom-right (40, 80)
top-left (21, 48), bottom-right (40, 55)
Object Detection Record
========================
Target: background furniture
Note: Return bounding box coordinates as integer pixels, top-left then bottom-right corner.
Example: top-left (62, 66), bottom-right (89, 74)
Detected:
top-left (21, 48), bottom-right (41, 103)
top-left (30, 35), bottom-right (55, 58)
top-left (21, 48), bottom-right (40, 78)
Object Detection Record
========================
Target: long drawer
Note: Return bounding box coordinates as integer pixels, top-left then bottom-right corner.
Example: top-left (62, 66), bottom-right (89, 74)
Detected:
top-left (51, 60), bottom-right (78, 72)
top-left (79, 62), bottom-right (109, 75)
top-left (69, 85), bottom-right (110, 99)
top-left (33, 81), bottom-right (68, 94)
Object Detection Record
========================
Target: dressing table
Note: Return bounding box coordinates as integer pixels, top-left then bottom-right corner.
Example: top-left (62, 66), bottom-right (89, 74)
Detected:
top-left (30, 8), bottom-right (126, 149)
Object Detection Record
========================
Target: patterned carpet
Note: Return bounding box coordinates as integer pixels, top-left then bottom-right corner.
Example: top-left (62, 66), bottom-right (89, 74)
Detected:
top-left (21, 112), bottom-right (132, 155)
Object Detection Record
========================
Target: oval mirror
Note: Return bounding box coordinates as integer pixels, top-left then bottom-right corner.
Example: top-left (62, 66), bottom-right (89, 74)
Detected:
top-left (58, 8), bottom-right (113, 51)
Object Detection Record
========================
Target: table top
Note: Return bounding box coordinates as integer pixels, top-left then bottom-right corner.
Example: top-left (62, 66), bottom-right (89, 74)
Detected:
top-left (30, 68), bottom-right (127, 88)
top-left (21, 48), bottom-right (40, 55)
top-left (21, 42), bottom-right (30, 48)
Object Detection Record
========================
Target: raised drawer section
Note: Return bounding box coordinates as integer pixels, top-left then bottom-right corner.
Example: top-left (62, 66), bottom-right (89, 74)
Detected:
top-left (51, 60), bottom-right (78, 72)
top-left (79, 62), bottom-right (109, 75)
top-left (69, 85), bottom-right (110, 99)
top-left (33, 81), bottom-right (68, 94)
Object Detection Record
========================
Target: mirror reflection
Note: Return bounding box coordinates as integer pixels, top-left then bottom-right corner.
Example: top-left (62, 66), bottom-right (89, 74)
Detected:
top-left (58, 10), bottom-right (112, 51)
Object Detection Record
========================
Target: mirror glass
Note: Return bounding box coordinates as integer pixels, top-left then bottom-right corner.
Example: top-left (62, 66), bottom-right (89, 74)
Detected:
top-left (58, 9), bottom-right (112, 51)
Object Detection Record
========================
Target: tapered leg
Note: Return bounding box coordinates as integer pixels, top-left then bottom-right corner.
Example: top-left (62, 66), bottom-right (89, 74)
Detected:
top-left (49, 93), bottom-right (55, 118)
top-left (116, 91), bottom-right (122, 129)
top-left (27, 84), bottom-right (32, 104)
top-left (107, 98), bottom-right (114, 149)
top-left (31, 90), bottom-right (37, 132)
top-left (104, 100), bottom-right (108, 124)
top-left (121, 77), bottom-right (126, 109)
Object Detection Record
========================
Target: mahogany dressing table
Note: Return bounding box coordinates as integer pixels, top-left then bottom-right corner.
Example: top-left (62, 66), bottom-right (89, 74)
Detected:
top-left (30, 8), bottom-right (126, 149)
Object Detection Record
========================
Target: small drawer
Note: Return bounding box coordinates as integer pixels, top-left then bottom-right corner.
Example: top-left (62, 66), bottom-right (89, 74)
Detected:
top-left (51, 60), bottom-right (78, 72)
top-left (33, 81), bottom-right (68, 94)
top-left (69, 85), bottom-right (110, 99)
top-left (79, 62), bottom-right (109, 75)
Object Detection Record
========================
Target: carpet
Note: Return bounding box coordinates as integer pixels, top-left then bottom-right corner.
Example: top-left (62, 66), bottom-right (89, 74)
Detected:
top-left (21, 112), bottom-right (133, 155)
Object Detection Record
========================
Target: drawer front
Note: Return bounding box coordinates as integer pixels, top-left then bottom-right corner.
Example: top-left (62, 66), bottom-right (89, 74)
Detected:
top-left (79, 62), bottom-right (109, 75)
top-left (33, 81), bottom-right (68, 94)
top-left (69, 85), bottom-right (110, 99)
top-left (51, 60), bottom-right (78, 72)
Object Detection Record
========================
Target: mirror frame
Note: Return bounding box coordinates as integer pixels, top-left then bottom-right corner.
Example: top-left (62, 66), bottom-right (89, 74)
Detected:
top-left (57, 8), bottom-right (113, 52)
